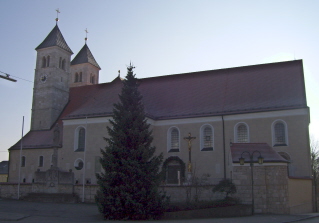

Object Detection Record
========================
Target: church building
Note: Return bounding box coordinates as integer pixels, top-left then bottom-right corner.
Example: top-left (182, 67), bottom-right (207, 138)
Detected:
top-left (6, 21), bottom-right (312, 213)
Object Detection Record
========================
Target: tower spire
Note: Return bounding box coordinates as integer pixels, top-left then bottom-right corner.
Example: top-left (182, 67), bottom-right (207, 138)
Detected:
top-left (55, 8), bottom-right (60, 24)
top-left (85, 28), bottom-right (88, 43)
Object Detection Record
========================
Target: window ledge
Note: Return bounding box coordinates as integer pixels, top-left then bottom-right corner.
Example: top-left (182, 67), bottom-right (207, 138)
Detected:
top-left (274, 144), bottom-right (287, 147)
top-left (168, 149), bottom-right (180, 153)
top-left (74, 148), bottom-right (85, 152)
top-left (201, 147), bottom-right (213, 151)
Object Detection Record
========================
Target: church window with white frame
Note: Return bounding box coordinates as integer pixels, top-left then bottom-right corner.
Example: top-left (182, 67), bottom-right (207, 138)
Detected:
top-left (235, 123), bottom-right (249, 143)
top-left (74, 126), bottom-right (86, 152)
top-left (168, 127), bottom-right (180, 152)
top-left (200, 124), bottom-right (214, 151)
top-left (272, 120), bottom-right (288, 146)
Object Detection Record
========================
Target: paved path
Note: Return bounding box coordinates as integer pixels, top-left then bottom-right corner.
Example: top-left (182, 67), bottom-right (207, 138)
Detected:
top-left (0, 198), bottom-right (319, 223)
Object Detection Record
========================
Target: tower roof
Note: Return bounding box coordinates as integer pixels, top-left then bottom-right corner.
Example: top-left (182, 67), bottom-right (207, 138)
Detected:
top-left (71, 43), bottom-right (101, 69)
top-left (35, 25), bottom-right (73, 54)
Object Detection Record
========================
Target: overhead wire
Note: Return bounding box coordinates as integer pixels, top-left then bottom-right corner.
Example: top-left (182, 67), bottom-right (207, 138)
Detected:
top-left (0, 70), bottom-right (33, 83)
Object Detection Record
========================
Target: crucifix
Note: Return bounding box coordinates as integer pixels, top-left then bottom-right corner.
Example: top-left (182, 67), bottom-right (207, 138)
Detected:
top-left (184, 133), bottom-right (196, 173)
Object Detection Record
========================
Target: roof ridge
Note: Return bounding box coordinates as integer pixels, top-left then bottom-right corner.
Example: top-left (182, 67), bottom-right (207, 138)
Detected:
top-left (139, 59), bottom-right (303, 81)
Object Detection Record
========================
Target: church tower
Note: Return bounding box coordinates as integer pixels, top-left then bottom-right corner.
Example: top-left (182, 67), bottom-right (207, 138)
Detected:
top-left (31, 23), bottom-right (73, 130)
top-left (70, 35), bottom-right (101, 87)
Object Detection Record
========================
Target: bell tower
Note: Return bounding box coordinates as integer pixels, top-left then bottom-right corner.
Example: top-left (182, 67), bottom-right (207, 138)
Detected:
top-left (31, 18), bottom-right (73, 130)
top-left (70, 29), bottom-right (101, 87)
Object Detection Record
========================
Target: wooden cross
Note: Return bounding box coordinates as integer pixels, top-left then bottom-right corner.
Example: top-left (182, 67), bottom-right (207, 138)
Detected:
top-left (184, 133), bottom-right (196, 172)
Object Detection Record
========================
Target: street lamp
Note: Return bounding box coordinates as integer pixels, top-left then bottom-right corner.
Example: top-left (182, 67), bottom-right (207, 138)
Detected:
top-left (239, 150), bottom-right (264, 215)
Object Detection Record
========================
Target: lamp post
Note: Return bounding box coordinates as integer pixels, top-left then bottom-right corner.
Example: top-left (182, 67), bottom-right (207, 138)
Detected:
top-left (239, 150), bottom-right (264, 215)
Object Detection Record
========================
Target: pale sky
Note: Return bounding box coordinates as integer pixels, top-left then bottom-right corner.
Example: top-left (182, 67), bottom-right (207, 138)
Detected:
top-left (1, 0), bottom-right (319, 161)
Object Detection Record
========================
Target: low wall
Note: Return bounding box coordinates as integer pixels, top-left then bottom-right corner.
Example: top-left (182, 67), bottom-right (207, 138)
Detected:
top-left (74, 184), bottom-right (225, 203)
top-left (1, 175), bottom-right (312, 215)
top-left (74, 184), bottom-right (98, 202)
top-left (232, 165), bottom-right (290, 214)
top-left (288, 177), bottom-right (312, 214)
top-left (0, 183), bottom-right (224, 203)
top-left (0, 183), bottom-right (32, 199)
top-left (162, 205), bottom-right (251, 220)
top-left (163, 185), bottom-right (224, 203)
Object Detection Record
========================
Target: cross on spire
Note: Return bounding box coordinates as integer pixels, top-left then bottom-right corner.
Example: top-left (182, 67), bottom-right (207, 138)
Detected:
top-left (85, 28), bottom-right (88, 43)
top-left (55, 8), bottom-right (60, 23)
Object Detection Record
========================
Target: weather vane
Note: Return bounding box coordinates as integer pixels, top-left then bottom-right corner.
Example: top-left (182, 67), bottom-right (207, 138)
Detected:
top-left (55, 8), bottom-right (60, 23)
top-left (85, 28), bottom-right (88, 43)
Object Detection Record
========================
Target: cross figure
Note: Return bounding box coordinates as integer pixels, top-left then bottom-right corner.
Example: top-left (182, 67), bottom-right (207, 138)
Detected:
top-left (184, 133), bottom-right (196, 172)
top-left (85, 28), bottom-right (88, 42)
top-left (55, 8), bottom-right (60, 23)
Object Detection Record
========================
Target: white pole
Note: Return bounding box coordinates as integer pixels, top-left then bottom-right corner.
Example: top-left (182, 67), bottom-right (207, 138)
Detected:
top-left (82, 116), bottom-right (88, 202)
top-left (17, 116), bottom-right (24, 200)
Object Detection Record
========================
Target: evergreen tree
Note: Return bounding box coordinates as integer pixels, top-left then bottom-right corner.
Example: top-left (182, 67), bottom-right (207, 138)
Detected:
top-left (95, 64), bottom-right (168, 220)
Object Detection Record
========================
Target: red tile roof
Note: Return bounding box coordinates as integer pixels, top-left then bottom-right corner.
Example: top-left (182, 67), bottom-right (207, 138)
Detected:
top-left (231, 143), bottom-right (288, 163)
top-left (66, 60), bottom-right (307, 120)
top-left (9, 129), bottom-right (60, 150)
top-left (9, 60), bottom-right (307, 150)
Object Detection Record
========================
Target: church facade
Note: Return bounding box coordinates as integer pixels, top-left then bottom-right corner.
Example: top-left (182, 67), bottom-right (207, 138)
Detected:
top-left (6, 23), bottom-right (312, 211)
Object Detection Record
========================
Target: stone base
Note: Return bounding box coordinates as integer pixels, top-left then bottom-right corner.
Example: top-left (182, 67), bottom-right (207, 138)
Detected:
top-left (22, 193), bottom-right (79, 203)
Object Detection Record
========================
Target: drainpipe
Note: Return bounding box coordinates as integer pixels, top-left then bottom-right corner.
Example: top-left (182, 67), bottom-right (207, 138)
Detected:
top-left (222, 115), bottom-right (226, 179)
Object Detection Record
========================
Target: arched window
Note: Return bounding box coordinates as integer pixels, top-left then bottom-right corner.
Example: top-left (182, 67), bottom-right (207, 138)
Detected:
top-left (21, 156), bottom-right (26, 167)
top-left (59, 57), bottom-right (62, 68)
top-left (272, 120), bottom-right (288, 146)
top-left (74, 126), bottom-right (86, 152)
top-left (235, 123), bottom-right (249, 143)
top-left (75, 73), bottom-right (79, 82)
top-left (74, 158), bottom-right (84, 170)
top-left (79, 72), bottom-right (82, 82)
top-left (163, 156), bottom-right (185, 185)
top-left (62, 59), bottom-right (66, 70)
top-left (168, 127), bottom-right (180, 152)
top-left (42, 56), bottom-right (46, 68)
top-left (167, 160), bottom-right (181, 184)
top-left (46, 56), bottom-right (50, 67)
top-left (90, 74), bottom-right (95, 84)
top-left (200, 124), bottom-right (214, 151)
top-left (39, 156), bottom-right (44, 167)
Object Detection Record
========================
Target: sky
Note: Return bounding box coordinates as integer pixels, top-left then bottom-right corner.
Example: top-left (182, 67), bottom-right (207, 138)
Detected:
top-left (1, 0), bottom-right (319, 162)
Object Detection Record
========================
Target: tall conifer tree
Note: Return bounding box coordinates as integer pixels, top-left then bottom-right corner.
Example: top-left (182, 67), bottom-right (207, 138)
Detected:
top-left (95, 64), bottom-right (167, 220)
